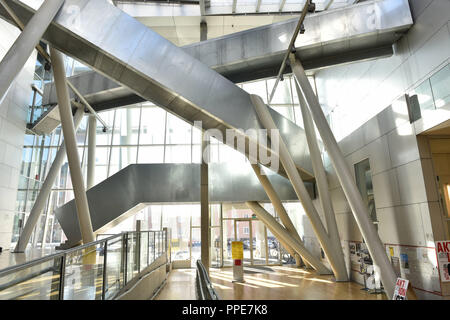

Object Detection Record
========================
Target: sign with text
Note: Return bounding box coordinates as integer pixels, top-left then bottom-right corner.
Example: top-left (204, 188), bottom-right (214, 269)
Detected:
top-left (436, 241), bottom-right (450, 282)
top-left (392, 278), bottom-right (409, 300)
top-left (232, 241), bottom-right (244, 260)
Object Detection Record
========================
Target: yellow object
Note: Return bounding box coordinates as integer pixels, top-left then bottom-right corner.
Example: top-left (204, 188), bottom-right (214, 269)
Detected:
top-left (232, 241), bottom-right (244, 260)
top-left (389, 247), bottom-right (394, 257)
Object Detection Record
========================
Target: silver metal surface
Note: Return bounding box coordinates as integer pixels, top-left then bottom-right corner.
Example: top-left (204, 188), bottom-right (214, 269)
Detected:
top-left (51, 46), bottom-right (95, 244)
top-left (294, 78), bottom-right (347, 281)
top-left (55, 163), bottom-right (311, 247)
top-left (290, 55), bottom-right (398, 298)
top-left (2, 0), bottom-right (317, 179)
top-left (30, 104), bottom-right (61, 135)
top-left (0, 0), bottom-right (64, 103)
top-left (41, 0), bottom-right (412, 108)
top-left (251, 93), bottom-right (345, 280)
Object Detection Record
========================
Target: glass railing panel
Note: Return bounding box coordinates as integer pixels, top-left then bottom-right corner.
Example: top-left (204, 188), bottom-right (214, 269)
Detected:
top-left (430, 64), bottom-right (450, 108)
top-left (0, 258), bottom-right (62, 300)
top-left (411, 79), bottom-right (436, 112)
top-left (140, 232), bottom-right (149, 271)
top-left (126, 233), bottom-right (138, 282)
top-left (63, 243), bottom-right (105, 300)
top-left (149, 232), bottom-right (155, 264)
top-left (104, 236), bottom-right (123, 300)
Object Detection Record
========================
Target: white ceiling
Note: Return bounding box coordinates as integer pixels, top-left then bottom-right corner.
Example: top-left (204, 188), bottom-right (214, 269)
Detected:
top-left (136, 14), bottom-right (296, 46)
top-left (116, 0), bottom-right (361, 46)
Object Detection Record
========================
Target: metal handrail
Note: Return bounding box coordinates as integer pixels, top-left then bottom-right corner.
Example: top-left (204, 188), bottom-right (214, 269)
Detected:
top-left (195, 260), bottom-right (219, 300)
top-left (0, 229), bottom-right (168, 300)
top-left (0, 233), bottom-right (120, 278)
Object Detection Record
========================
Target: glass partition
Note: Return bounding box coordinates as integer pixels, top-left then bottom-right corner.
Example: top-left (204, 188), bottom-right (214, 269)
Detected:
top-left (0, 258), bottom-right (62, 300)
top-left (0, 230), bottom-right (167, 300)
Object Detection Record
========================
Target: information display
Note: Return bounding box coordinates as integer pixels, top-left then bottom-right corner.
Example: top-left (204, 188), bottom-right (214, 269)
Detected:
top-left (392, 278), bottom-right (409, 300)
top-left (436, 241), bottom-right (450, 282)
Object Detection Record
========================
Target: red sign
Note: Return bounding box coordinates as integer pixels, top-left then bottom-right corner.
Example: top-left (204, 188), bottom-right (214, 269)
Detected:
top-left (234, 259), bottom-right (242, 266)
top-left (392, 278), bottom-right (409, 300)
top-left (436, 241), bottom-right (450, 282)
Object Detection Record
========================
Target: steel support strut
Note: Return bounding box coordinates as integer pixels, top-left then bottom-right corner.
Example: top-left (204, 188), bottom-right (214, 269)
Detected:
top-left (246, 201), bottom-right (331, 274)
top-left (14, 106), bottom-right (85, 252)
top-left (250, 163), bottom-right (310, 267)
top-left (250, 94), bottom-right (345, 280)
top-left (289, 54), bottom-right (399, 298)
top-left (201, 133), bottom-right (210, 272)
top-left (87, 114), bottom-right (96, 189)
top-left (50, 47), bottom-right (94, 244)
top-left (294, 80), bottom-right (348, 281)
top-left (0, 0), bottom-right (64, 103)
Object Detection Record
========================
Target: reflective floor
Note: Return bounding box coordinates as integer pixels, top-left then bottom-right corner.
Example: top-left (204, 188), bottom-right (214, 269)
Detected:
top-left (156, 266), bottom-right (387, 300)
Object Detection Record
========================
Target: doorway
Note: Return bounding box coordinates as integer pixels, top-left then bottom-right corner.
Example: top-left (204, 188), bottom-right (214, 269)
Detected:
top-left (222, 217), bottom-right (281, 267)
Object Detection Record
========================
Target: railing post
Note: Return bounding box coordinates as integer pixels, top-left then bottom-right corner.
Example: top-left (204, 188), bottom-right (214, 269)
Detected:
top-left (102, 240), bottom-right (108, 300)
top-left (124, 233), bottom-right (128, 285)
top-left (153, 232), bottom-right (156, 262)
top-left (58, 254), bottom-right (66, 300)
top-left (29, 88), bottom-right (37, 124)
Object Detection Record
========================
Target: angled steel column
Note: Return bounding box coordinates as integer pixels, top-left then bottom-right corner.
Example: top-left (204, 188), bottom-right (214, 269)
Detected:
top-left (50, 47), bottom-right (94, 244)
top-left (201, 133), bottom-right (210, 272)
top-left (250, 94), bottom-right (343, 280)
top-left (290, 55), bottom-right (397, 297)
top-left (250, 163), bottom-right (310, 266)
top-left (294, 80), bottom-right (348, 281)
top-left (246, 201), bottom-right (330, 274)
top-left (87, 114), bottom-right (96, 189)
top-left (0, 0), bottom-right (64, 103)
top-left (15, 106), bottom-right (85, 252)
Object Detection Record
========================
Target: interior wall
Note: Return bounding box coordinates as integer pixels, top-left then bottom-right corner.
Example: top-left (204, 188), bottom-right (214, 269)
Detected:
top-left (315, 0), bottom-right (450, 141)
top-left (0, 20), bottom-right (37, 250)
top-left (308, 0), bottom-right (450, 299)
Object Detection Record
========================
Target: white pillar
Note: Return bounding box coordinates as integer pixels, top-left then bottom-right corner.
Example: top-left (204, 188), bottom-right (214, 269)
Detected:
top-left (201, 133), bottom-right (210, 272)
top-left (0, 0), bottom-right (65, 103)
top-left (294, 80), bottom-right (348, 281)
top-left (250, 94), bottom-right (343, 279)
top-left (50, 47), bottom-right (95, 245)
top-left (87, 114), bottom-right (96, 189)
top-left (246, 201), bottom-right (331, 274)
top-left (14, 107), bottom-right (85, 252)
top-left (250, 163), bottom-right (312, 266)
top-left (290, 55), bottom-right (397, 298)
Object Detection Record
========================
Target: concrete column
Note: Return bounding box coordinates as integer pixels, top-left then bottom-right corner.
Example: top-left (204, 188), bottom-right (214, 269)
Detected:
top-left (250, 94), bottom-right (343, 280)
top-left (289, 55), bottom-right (398, 298)
top-left (15, 106), bottom-right (85, 252)
top-left (246, 201), bottom-right (331, 274)
top-left (50, 47), bottom-right (95, 245)
top-left (87, 114), bottom-right (96, 189)
top-left (294, 81), bottom-right (348, 281)
top-left (0, 0), bottom-right (65, 103)
top-left (250, 163), bottom-right (313, 266)
top-left (201, 133), bottom-right (210, 271)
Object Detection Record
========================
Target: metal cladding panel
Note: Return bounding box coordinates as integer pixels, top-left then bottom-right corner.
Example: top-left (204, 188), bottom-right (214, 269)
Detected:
top-left (4, 0), bottom-right (315, 176)
top-left (55, 163), bottom-right (306, 246)
top-left (42, 0), bottom-right (413, 107)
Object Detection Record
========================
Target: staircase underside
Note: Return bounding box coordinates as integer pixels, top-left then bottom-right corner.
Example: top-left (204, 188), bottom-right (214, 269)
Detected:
top-left (55, 163), bottom-right (311, 247)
